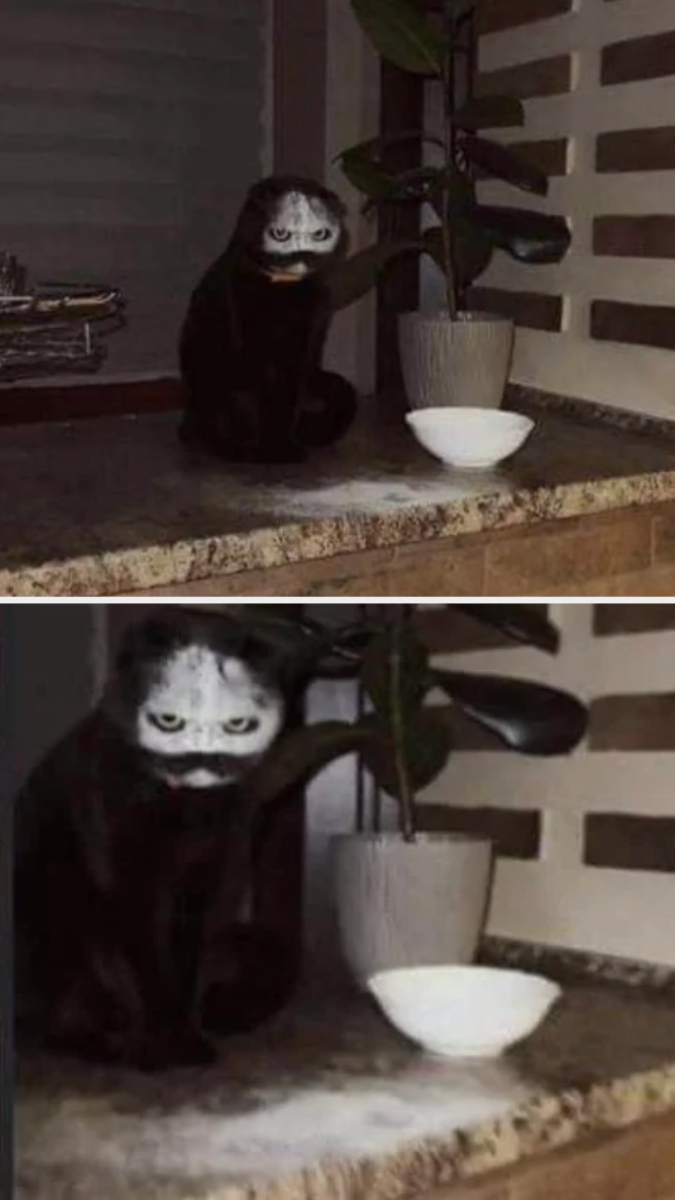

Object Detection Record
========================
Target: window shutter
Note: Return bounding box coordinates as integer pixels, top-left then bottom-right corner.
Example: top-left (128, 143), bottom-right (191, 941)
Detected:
top-left (0, 0), bottom-right (266, 379)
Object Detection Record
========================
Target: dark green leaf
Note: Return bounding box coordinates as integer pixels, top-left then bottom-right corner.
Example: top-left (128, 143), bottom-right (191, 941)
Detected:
top-left (351, 0), bottom-right (445, 75)
top-left (361, 166), bottom-right (448, 215)
top-left (452, 605), bottom-right (560, 654)
top-left (259, 612), bottom-right (375, 679)
top-left (360, 623), bottom-right (432, 716)
top-left (427, 172), bottom-right (475, 221)
top-left (389, 165), bottom-right (448, 198)
top-left (433, 0), bottom-right (479, 20)
top-left (235, 610), bottom-right (373, 685)
top-left (334, 130), bottom-right (444, 166)
top-left (455, 228), bottom-right (494, 288)
top-left (468, 204), bottom-right (572, 263)
top-left (461, 135), bottom-right (549, 196)
top-left (339, 148), bottom-right (400, 200)
top-left (422, 223), bottom-right (493, 290)
top-left (231, 610), bottom-right (338, 691)
top-left (449, 0), bottom-right (479, 16)
top-left (359, 709), bottom-right (454, 800)
top-left (241, 721), bottom-right (370, 808)
top-left (433, 670), bottom-right (588, 756)
top-left (454, 95), bottom-right (525, 131)
top-left (327, 239), bottom-right (415, 309)
top-left (422, 225), bottom-right (448, 273)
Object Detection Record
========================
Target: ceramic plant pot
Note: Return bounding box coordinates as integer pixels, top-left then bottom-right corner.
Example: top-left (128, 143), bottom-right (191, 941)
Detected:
top-left (398, 310), bottom-right (515, 410)
top-left (331, 832), bottom-right (494, 985)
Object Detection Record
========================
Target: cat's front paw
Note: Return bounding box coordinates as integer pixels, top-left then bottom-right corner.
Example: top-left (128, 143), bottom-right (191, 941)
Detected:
top-left (132, 1028), bottom-right (217, 1072)
top-left (256, 439), bottom-right (307, 465)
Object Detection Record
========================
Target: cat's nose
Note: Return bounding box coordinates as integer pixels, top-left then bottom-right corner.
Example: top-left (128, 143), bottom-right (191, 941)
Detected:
top-left (193, 726), bottom-right (217, 752)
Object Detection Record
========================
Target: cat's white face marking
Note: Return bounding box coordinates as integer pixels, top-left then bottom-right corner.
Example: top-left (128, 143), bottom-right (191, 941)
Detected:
top-left (136, 646), bottom-right (284, 788)
top-left (262, 191), bottom-right (341, 274)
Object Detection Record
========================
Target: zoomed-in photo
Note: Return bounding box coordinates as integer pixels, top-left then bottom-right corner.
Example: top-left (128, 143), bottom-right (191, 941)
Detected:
top-left (11, 602), bottom-right (675, 1200)
top-left (5, 0), bottom-right (675, 603)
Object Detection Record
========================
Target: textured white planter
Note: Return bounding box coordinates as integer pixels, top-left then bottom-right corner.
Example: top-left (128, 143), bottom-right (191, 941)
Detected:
top-left (398, 310), bottom-right (515, 410)
top-left (332, 832), bottom-right (494, 985)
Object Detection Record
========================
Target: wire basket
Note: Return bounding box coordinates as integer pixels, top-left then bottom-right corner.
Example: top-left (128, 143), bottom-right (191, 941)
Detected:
top-left (0, 281), bottom-right (125, 382)
top-left (0, 321), bottom-right (107, 381)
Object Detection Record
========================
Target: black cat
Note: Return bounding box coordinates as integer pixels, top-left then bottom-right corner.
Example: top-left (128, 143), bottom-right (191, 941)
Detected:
top-left (14, 608), bottom-right (308, 1071)
top-left (179, 175), bottom-right (357, 464)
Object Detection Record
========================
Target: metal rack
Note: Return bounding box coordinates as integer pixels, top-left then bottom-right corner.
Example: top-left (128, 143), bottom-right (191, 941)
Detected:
top-left (0, 281), bottom-right (125, 382)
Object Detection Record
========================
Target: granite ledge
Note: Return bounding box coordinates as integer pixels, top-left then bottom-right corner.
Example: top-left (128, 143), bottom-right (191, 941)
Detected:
top-left (3, 391), bottom-right (675, 594)
top-left (16, 942), bottom-right (675, 1200)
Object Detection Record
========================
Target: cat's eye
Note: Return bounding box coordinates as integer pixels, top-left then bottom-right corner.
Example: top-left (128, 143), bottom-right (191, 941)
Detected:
top-left (312, 228), bottom-right (332, 241)
top-left (269, 227), bottom-right (291, 242)
top-left (223, 716), bottom-right (260, 734)
top-left (149, 712), bottom-right (186, 733)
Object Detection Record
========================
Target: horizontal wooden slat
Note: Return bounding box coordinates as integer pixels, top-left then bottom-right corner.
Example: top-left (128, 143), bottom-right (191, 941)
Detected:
top-left (593, 605), bottom-right (675, 636)
top-left (593, 215), bottom-right (675, 258)
top-left (468, 287), bottom-right (564, 331)
top-left (477, 55), bottom-right (572, 100)
top-left (590, 300), bottom-right (675, 351)
top-left (589, 693), bottom-right (675, 750)
top-left (473, 138), bottom-right (568, 180)
top-left (477, 0), bottom-right (572, 35)
top-left (585, 813), bottom-right (675, 873)
top-left (418, 804), bottom-right (541, 859)
top-left (421, 0), bottom-right (571, 32)
top-left (596, 127), bottom-right (675, 174)
top-left (602, 32), bottom-right (675, 87)
top-left (509, 137), bottom-right (568, 176)
top-left (414, 605), bottom-right (549, 653)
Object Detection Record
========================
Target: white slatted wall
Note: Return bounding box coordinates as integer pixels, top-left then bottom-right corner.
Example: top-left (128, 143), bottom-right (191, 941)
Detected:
top-left (423, 0), bottom-right (675, 418)
top-left (420, 603), bottom-right (675, 968)
top-left (0, 0), bottom-right (266, 380)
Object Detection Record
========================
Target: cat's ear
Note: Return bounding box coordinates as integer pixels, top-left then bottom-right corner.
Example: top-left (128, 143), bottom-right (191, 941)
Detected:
top-left (104, 608), bottom-right (196, 728)
top-left (233, 612), bottom-right (337, 699)
top-left (115, 610), bottom-right (184, 671)
top-left (115, 607), bottom-right (243, 674)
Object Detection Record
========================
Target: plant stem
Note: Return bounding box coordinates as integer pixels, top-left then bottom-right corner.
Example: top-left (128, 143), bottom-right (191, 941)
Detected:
top-left (440, 0), bottom-right (459, 319)
top-left (389, 605), bottom-right (416, 842)
top-left (355, 676), bottom-right (366, 834)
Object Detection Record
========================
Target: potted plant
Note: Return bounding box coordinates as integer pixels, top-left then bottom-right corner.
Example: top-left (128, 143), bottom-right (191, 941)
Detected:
top-left (328, 0), bottom-right (572, 410)
top-left (240, 604), bottom-right (587, 983)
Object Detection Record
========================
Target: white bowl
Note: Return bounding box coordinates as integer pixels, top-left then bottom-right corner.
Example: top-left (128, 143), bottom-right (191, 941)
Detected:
top-left (405, 406), bottom-right (534, 469)
top-left (367, 965), bottom-right (561, 1058)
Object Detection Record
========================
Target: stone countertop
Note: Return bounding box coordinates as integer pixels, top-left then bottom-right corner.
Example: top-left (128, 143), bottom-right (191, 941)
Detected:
top-left (15, 943), bottom-right (675, 1200)
top-left (4, 389), bottom-right (675, 595)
